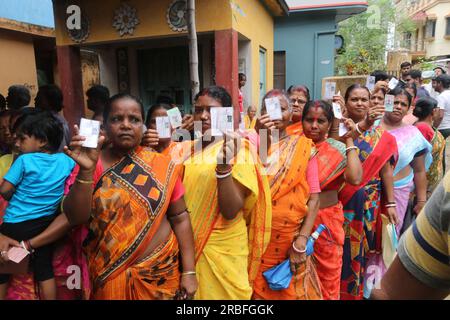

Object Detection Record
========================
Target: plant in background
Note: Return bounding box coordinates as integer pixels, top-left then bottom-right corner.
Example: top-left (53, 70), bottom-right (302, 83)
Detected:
top-left (335, 0), bottom-right (416, 75)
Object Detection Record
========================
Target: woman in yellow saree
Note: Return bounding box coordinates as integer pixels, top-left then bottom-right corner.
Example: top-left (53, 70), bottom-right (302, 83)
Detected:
top-left (62, 94), bottom-right (197, 300)
top-left (253, 89), bottom-right (322, 300)
top-left (182, 86), bottom-right (272, 300)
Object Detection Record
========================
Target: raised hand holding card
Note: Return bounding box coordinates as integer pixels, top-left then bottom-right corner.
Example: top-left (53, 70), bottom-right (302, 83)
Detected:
top-left (324, 82), bottom-right (337, 100)
top-left (265, 97), bottom-right (283, 120)
top-left (332, 103), bottom-right (343, 119)
top-left (79, 118), bottom-right (100, 148)
top-left (167, 107), bottom-right (183, 129)
top-left (385, 94), bottom-right (395, 112)
top-left (156, 116), bottom-right (171, 138)
top-left (388, 78), bottom-right (399, 90)
top-left (366, 76), bottom-right (376, 91)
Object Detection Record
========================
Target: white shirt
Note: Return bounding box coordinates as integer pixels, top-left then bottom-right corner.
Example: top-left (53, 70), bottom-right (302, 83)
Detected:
top-left (437, 90), bottom-right (450, 130)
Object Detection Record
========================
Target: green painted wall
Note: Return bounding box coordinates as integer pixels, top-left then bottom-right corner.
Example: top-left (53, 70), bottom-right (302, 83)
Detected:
top-left (274, 13), bottom-right (337, 99)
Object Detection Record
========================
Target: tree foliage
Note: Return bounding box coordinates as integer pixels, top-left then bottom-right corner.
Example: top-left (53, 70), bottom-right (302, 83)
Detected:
top-left (335, 0), bottom-right (416, 75)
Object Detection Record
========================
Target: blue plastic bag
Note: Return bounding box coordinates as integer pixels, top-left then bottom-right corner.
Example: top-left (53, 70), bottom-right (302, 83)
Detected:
top-left (263, 259), bottom-right (293, 291)
top-left (262, 224), bottom-right (328, 291)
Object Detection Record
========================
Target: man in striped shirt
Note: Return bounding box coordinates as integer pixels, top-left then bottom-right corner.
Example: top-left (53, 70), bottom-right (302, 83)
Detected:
top-left (371, 172), bottom-right (450, 299)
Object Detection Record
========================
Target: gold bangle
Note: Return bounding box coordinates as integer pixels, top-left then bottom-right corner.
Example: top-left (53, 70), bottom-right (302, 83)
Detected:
top-left (182, 271), bottom-right (196, 276)
top-left (76, 178), bottom-right (94, 184)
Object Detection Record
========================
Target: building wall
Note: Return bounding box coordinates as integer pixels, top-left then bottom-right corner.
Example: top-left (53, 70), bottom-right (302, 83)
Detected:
top-left (275, 13), bottom-right (336, 99)
top-left (0, 29), bottom-right (38, 101)
top-left (53, 0), bottom-right (232, 46)
top-left (424, 2), bottom-right (450, 57)
top-left (232, 0), bottom-right (275, 108)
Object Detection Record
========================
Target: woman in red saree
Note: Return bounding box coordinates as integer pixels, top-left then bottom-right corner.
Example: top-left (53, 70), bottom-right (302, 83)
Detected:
top-left (61, 94), bottom-right (197, 300)
top-left (301, 100), bottom-right (363, 300)
top-left (338, 85), bottom-right (398, 300)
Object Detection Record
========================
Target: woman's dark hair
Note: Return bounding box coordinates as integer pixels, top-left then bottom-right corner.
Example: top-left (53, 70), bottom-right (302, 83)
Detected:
top-left (145, 103), bottom-right (171, 127)
top-left (287, 85), bottom-right (311, 102)
top-left (390, 87), bottom-right (413, 107)
top-left (344, 84), bottom-right (370, 103)
top-left (302, 100), bottom-right (334, 123)
top-left (15, 110), bottom-right (63, 152)
top-left (413, 97), bottom-right (438, 120)
top-left (103, 93), bottom-right (145, 123)
top-left (194, 86), bottom-right (232, 108)
top-left (404, 82), bottom-right (417, 98)
top-left (239, 73), bottom-right (246, 81)
top-left (36, 85), bottom-right (64, 112)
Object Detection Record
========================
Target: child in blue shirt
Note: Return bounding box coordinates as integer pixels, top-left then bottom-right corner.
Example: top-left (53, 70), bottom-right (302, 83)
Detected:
top-left (0, 111), bottom-right (75, 300)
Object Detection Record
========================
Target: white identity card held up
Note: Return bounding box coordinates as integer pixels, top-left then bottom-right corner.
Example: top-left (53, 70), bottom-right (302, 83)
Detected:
top-left (156, 116), bottom-right (171, 138)
top-left (265, 97), bottom-right (283, 120)
top-left (79, 118), bottom-right (100, 148)
top-left (385, 94), bottom-right (395, 112)
top-left (339, 122), bottom-right (348, 137)
top-left (211, 107), bottom-right (234, 136)
top-left (388, 77), bottom-right (399, 90)
top-left (324, 82), bottom-right (337, 100)
top-left (366, 76), bottom-right (376, 91)
top-left (167, 107), bottom-right (183, 129)
top-left (332, 103), bottom-right (343, 119)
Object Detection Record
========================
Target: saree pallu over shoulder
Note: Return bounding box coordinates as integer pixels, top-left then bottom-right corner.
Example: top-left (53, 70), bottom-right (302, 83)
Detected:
top-left (316, 139), bottom-right (347, 189)
top-left (388, 125), bottom-right (432, 187)
top-left (339, 127), bottom-right (398, 206)
top-left (183, 138), bottom-right (272, 299)
top-left (86, 147), bottom-right (181, 294)
top-left (266, 135), bottom-right (314, 201)
top-left (286, 122), bottom-right (303, 136)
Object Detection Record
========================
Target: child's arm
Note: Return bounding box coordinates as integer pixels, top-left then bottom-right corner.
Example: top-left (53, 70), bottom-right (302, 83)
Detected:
top-left (0, 179), bottom-right (15, 201)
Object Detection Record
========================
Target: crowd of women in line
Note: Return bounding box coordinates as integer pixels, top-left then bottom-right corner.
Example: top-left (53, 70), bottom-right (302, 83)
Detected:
top-left (0, 74), bottom-right (442, 300)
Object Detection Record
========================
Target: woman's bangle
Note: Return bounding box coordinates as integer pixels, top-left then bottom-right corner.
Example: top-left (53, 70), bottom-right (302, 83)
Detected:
top-left (215, 165), bottom-right (232, 175)
top-left (182, 271), bottom-right (196, 276)
top-left (385, 204), bottom-right (397, 208)
top-left (216, 171), bottom-right (232, 179)
top-left (75, 178), bottom-right (94, 184)
top-left (346, 146), bottom-right (358, 153)
top-left (292, 242), bottom-right (307, 254)
top-left (356, 123), bottom-right (363, 135)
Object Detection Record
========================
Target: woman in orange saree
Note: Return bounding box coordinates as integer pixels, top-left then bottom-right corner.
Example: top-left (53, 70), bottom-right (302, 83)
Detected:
top-left (302, 100), bottom-right (362, 300)
top-left (62, 94), bottom-right (197, 300)
top-left (252, 90), bottom-right (322, 300)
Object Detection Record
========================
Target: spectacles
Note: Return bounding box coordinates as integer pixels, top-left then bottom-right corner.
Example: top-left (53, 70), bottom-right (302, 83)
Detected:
top-left (291, 98), bottom-right (307, 105)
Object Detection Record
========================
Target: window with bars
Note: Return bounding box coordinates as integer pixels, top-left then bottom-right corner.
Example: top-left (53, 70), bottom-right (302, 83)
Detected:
top-left (273, 51), bottom-right (286, 90)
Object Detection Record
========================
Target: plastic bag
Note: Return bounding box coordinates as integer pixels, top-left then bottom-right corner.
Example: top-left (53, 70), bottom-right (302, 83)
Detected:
top-left (263, 259), bottom-right (293, 291)
top-left (382, 215), bottom-right (398, 269)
